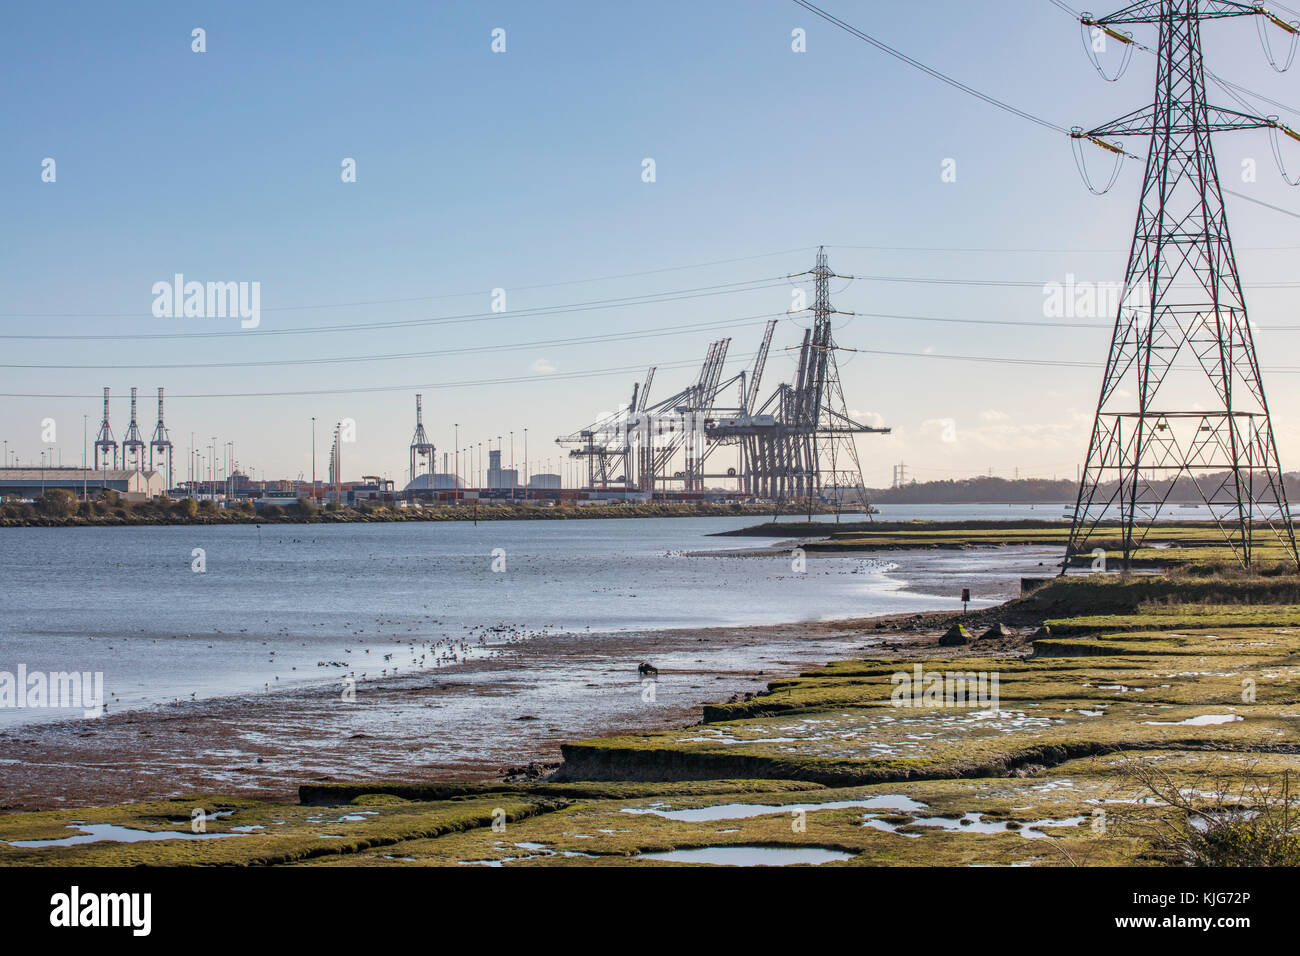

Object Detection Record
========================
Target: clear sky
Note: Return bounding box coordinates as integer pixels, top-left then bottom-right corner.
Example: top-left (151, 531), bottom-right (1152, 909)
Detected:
top-left (4, 0), bottom-right (1300, 489)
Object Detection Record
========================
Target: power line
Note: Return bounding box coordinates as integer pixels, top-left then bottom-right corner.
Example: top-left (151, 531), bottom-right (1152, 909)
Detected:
top-left (0, 354), bottom-right (760, 401)
top-left (11, 279), bottom-right (1300, 355)
top-left (0, 251), bottom-right (816, 319)
top-left (848, 346), bottom-right (1300, 375)
top-left (832, 242), bottom-right (1126, 254)
top-left (14, 266), bottom-right (1300, 345)
top-left (10, 344), bottom-right (1300, 402)
top-left (865, 273), bottom-right (1300, 289)
top-left (837, 240), bottom-right (1300, 253)
top-left (1224, 187), bottom-right (1300, 220)
top-left (1048, 0), bottom-right (1300, 120)
top-left (0, 275), bottom-right (786, 323)
top-left (1209, 72), bottom-right (1300, 121)
top-left (0, 277), bottom-right (790, 341)
top-left (791, 0), bottom-right (1069, 134)
top-left (16, 236), bottom-right (1300, 342)
top-left (0, 313), bottom-right (782, 371)
top-left (857, 309), bottom-right (1300, 332)
top-left (804, 0), bottom-right (1300, 220)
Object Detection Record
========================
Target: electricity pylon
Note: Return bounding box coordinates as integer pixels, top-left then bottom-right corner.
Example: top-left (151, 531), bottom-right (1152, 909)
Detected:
top-left (1064, 0), bottom-right (1300, 572)
top-left (784, 247), bottom-right (888, 508)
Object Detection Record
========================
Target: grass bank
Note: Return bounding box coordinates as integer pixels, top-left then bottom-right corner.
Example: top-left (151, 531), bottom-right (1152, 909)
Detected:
top-left (0, 498), bottom-right (842, 529)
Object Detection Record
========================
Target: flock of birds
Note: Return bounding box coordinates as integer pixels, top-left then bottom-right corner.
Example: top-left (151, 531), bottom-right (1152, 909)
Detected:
top-left (304, 617), bottom-right (565, 685)
top-left (88, 613), bottom-right (569, 712)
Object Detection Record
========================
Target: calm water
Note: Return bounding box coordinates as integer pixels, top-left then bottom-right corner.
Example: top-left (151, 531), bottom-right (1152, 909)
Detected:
top-left (0, 508), bottom-right (1065, 725)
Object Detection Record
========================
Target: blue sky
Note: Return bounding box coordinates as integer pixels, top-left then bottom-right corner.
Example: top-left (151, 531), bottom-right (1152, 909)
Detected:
top-left (4, 0), bottom-right (1300, 488)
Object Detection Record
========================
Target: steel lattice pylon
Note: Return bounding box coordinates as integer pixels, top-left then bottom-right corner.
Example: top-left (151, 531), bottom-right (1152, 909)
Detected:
top-left (1064, 0), bottom-right (1300, 573)
top-left (774, 247), bottom-right (887, 505)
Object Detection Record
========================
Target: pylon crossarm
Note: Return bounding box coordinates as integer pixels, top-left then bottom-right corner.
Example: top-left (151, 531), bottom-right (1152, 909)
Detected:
top-left (1085, 105), bottom-right (1280, 139)
top-left (1086, 1), bottom-right (1261, 26)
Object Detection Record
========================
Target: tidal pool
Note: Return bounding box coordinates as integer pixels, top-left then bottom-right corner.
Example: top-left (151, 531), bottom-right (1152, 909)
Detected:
top-left (623, 795), bottom-right (927, 822)
top-left (637, 845), bottom-right (853, 866)
top-left (7, 822), bottom-right (241, 848)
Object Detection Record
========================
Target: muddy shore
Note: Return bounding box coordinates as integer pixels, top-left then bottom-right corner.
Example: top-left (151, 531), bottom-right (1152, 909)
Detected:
top-left (0, 601), bottom-right (1038, 813)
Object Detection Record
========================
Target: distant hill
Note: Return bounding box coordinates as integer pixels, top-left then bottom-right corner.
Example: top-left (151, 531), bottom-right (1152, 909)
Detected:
top-left (866, 473), bottom-right (1300, 505)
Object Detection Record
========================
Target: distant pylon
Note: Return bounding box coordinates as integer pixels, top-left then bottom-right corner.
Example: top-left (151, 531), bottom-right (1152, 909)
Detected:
top-left (1064, 0), bottom-right (1300, 572)
top-left (150, 387), bottom-right (174, 491)
top-left (790, 247), bottom-right (887, 505)
top-left (409, 394), bottom-right (435, 485)
top-left (122, 387), bottom-right (146, 473)
top-left (93, 387), bottom-right (118, 471)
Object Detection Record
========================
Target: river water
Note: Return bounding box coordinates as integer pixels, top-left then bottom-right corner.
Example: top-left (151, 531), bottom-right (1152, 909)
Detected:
top-left (0, 508), bottom-right (1068, 727)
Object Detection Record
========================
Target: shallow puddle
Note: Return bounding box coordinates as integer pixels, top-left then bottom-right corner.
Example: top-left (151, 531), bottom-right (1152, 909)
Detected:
top-left (637, 845), bottom-right (852, 866)
top-left (864, 812), bottom-right (1087, 839)
top-left (459, 844), bottom-right (597, 866)
top-left (622, 794), bottom-right (926, 822)
top-left (8, 823), bottom-right (242, 848)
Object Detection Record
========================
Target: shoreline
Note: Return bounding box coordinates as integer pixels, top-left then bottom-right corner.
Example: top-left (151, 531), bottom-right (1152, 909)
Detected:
top-left (0, 502), bottom-right (856, 530)
top-left (0, 541), bottom-right (1059, 813)
top-left (0, 601), bottom-right (1023, 814)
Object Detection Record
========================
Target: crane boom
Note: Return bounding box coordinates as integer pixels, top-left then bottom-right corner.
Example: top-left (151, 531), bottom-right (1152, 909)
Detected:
top-left (747, 319), bottom-right (777, 414)
top-left (638, 367), bottom-right (656, 411)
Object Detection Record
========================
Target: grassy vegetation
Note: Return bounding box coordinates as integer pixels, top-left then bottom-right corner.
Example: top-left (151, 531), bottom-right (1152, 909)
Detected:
top-left (719, 519), bottom-right (1073, 541)
top-left (0, 492), bottom-right (819, 528)
top-left (1111, 758), bottom-right (1300, 866)
top-left (724, 519), bottom-right (1300, 577)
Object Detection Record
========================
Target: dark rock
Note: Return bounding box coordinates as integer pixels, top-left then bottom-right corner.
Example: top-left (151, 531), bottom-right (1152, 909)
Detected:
top-left (501, 761), bottom-right (559, 783)
top-left (939, 624), bottom-right (972, 646)
top-left (980, 622), bottom-right (1010, 641)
